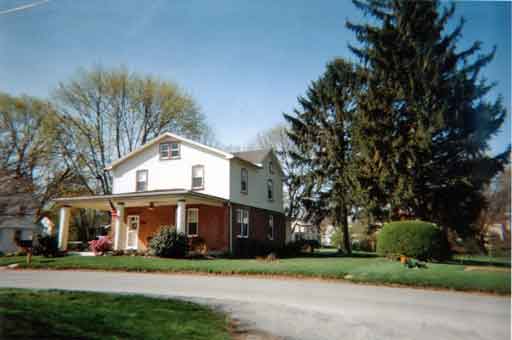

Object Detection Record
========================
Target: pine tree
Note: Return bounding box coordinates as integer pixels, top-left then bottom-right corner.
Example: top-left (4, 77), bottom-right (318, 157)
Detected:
top-left (284, 60), bottom-right (364, 254)
top-left (347, 0), bottom-right (509, 237)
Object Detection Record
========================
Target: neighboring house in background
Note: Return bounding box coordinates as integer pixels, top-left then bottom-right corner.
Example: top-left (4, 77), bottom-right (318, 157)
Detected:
top-left (54, 132), bottom-right (285, 255)
top-left (0, 172), bottom-right (41, 254)
top-left (320, 218), bottom-right (335, 246)
top-left (290, 220), bottom-right (320, 242)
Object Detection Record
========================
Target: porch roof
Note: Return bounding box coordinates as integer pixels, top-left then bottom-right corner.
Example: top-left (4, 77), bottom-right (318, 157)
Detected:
top-left (54, 189), bottom-right (227, 210)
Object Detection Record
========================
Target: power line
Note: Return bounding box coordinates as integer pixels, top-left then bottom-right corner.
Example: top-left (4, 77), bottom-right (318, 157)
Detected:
top-left (0, 0), bottom-right (50, 16)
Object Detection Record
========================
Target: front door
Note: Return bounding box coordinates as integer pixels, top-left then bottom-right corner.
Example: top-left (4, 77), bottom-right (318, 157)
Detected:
top-left (126, 215), bottom-right (139, 249)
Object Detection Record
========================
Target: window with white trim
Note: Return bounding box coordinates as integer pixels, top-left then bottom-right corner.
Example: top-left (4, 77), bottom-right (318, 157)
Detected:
top-left (191, 165), bottom-right (204, 189)
top-left (267, 179), bottom-right (274, 201)
top-left (268, 215), bottom-right (274, 240)
top-left (159, 142), bottom-right (180, 159)
top-left (237, 208), bottom-right (249, 238)
top-left (241, 168), bottom-right (248, 193)
top-left (187, 208), bottom-right (199, 236)
top-left (136, 170), bottom-right (148, 192)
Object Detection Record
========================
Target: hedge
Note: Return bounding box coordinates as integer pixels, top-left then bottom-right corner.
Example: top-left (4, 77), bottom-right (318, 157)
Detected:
top-left (377, 220), bottom-right (444, 261)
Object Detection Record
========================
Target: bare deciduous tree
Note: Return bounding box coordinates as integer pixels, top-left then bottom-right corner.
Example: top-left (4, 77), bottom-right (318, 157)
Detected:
top-left (53, 66), bottom-right (210, 194)
top-left (253, 124), bottom-right (308, 229)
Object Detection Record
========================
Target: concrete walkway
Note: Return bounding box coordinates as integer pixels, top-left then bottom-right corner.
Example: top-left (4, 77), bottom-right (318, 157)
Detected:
top-left (0, 270), bottom-right (509, 340)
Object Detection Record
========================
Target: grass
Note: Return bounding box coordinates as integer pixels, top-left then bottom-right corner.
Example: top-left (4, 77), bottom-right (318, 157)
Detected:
top-left (0, 288), bottom-right (230, 340)
top-left (1, 250), bottom-right (510, 294)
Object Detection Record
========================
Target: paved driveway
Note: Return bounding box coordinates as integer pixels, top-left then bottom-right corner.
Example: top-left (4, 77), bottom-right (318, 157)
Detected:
top-left (0, 270), bottom-right (509, 340)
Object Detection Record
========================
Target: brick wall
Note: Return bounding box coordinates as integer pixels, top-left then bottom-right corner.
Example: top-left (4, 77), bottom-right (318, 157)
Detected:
top-left (125, 204), bottom-right (229, 252)
top-left (231, 203), bottom-right (286, 256)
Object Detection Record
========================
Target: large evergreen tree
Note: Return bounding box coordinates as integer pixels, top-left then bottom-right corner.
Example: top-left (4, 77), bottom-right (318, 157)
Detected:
top-left (347, 0), bottom-right (509, 237)
top-left (284, 60), bottom-right (363, 254)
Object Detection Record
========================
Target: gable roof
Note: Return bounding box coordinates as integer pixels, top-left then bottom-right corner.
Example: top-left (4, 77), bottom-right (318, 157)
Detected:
top-left (106, 132), bottom-right (235, 170)
top-left (233, 149), bottom-right (271, 166)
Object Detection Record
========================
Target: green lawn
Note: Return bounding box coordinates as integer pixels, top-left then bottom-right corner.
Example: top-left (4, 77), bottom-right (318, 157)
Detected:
top-left (0, 289), bottom-right (230, 340)
top-left (1, 251), bottom-right (510, 294)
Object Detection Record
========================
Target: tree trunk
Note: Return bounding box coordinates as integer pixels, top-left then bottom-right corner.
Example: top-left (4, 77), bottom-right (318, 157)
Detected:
top-left (342, 205), bottom-right (351, 255)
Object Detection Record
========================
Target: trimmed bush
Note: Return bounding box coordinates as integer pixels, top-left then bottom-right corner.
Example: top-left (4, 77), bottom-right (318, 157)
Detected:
top-left (149, 226), bottom-right (189, 258)
top-left (377, 220), bottom-right (443, 261)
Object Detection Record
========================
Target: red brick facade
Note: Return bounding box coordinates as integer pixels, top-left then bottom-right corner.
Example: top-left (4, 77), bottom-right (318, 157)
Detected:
top-left (230, 203), bottom-right (286, 253)
top-left (124, 203), bottom-right (285, 254)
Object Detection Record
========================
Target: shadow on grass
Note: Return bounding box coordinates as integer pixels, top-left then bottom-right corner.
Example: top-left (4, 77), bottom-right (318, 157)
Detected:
top-left (446, 258), bottom-right (511, 268)
top-left (285, 250), bottom-right (379, 259)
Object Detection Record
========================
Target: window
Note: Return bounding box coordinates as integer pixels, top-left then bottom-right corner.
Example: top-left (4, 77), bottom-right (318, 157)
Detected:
top-left (268, 215), bottom-right (274, 240)
top-left (269, 160), bottom-right (274, 174)
top-left (241, 168), bottom-right (248, 193)
top-left (136, 170), bottom-right (148, 192)
top-left (187, 208), bottom-right (199, 236)
top-left (267, 179), bottom-right (274, 201)
top-left (159, 142), bottom-right (180, 159)
top-left (237, 208), bottom-right (249, 238)
top-left (191, 165), bottom-right (204, 189)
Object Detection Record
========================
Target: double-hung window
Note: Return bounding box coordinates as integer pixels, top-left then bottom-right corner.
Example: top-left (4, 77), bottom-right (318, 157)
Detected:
top-left (159, 142), bottom-right (180, 159)
top-left (237, 208), bottom-right (249, 238)
top-left (267, 179), bottom-right (274, 201)
top-left (192, 165), bottom-right (204, 190)
top-left (268, 215), bottom-right (274, 240)
top-left (187, 208), bottom-right (199, 237)
top-left (136, 170), bottom-right (148, 192)
top-left (241, 168), bottom-right (248, 193)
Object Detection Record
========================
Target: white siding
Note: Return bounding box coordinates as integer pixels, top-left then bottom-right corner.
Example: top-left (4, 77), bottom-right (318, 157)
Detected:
top-left (229, 153), bottom-right (284, 213)
top-left (112, 137), bottom-right (230, 199)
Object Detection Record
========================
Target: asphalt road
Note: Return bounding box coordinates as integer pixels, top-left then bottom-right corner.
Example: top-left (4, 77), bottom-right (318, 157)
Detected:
top-left (0, 270), bottom-right (509, 340)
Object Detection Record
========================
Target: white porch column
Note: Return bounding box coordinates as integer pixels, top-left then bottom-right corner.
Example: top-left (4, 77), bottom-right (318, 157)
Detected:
top-left (176, 200), bottom-right (186, 234)
top-left (58, 206), bottom-right (71, 250)
top-left (114, 203), bottom-right (126, 250)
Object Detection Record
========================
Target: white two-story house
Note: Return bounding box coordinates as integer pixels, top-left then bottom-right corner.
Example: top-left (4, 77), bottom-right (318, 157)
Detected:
top-left (54, 132), bottom-right (285, 255)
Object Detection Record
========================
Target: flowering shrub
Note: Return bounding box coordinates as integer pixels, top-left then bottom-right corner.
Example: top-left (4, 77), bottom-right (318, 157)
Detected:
top-left (89, 236), bottom-right (112, 255)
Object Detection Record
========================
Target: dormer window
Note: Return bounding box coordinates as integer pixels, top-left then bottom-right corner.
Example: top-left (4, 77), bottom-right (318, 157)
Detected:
top-left (241, 168), bottom-right (248, 193)
top-left (191, 165), bottom-right (204, 190)
top-left (159, 142), bottom-right (180, 160)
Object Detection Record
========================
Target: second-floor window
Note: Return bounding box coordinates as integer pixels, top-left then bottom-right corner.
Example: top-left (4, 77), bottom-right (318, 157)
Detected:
top-left (269, 160), bottom-right (274, 174)
top-left (241, 168), bottom-right (248, 193)
top-left (136, 170), bottom-right (148, 192)
top-left (267, 179), bottom-right (274, 201)
top-left (192, 165), bottom-right (204, 190)
top-left (159, 142), bottom-right (180, 159)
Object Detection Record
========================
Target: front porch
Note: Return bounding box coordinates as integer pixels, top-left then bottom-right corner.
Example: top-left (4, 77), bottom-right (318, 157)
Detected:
top-left (54, 190), bottom-right (230, 253)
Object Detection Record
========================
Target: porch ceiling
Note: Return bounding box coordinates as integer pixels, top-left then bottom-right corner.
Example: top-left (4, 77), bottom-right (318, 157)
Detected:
top-left (53, 189), bottom-right (227, 210)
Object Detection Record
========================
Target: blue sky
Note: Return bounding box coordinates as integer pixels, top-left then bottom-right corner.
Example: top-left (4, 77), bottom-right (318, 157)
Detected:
top-left (0, 0), bottom-right (510, 154)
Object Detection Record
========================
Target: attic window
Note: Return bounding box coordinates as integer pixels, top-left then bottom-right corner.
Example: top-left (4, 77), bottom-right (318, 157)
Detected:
top-left (160, 142), bottom-right (180, 159)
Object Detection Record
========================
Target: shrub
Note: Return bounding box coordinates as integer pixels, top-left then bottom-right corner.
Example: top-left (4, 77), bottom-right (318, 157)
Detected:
top-left (149, 226), bottom-right (189, 258)
top-left (376, 220), bottom-right (444, 261)
top-left (234, 239), bottom-right (275, 258)
top-left (189, 237), bottom-right (208, 255)
top-left (277, 239), bottom-right (320, 257)
top-left (33, 235), bottom-right (61, 257)
top-left (89, 236), bottom-right (112, 255)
